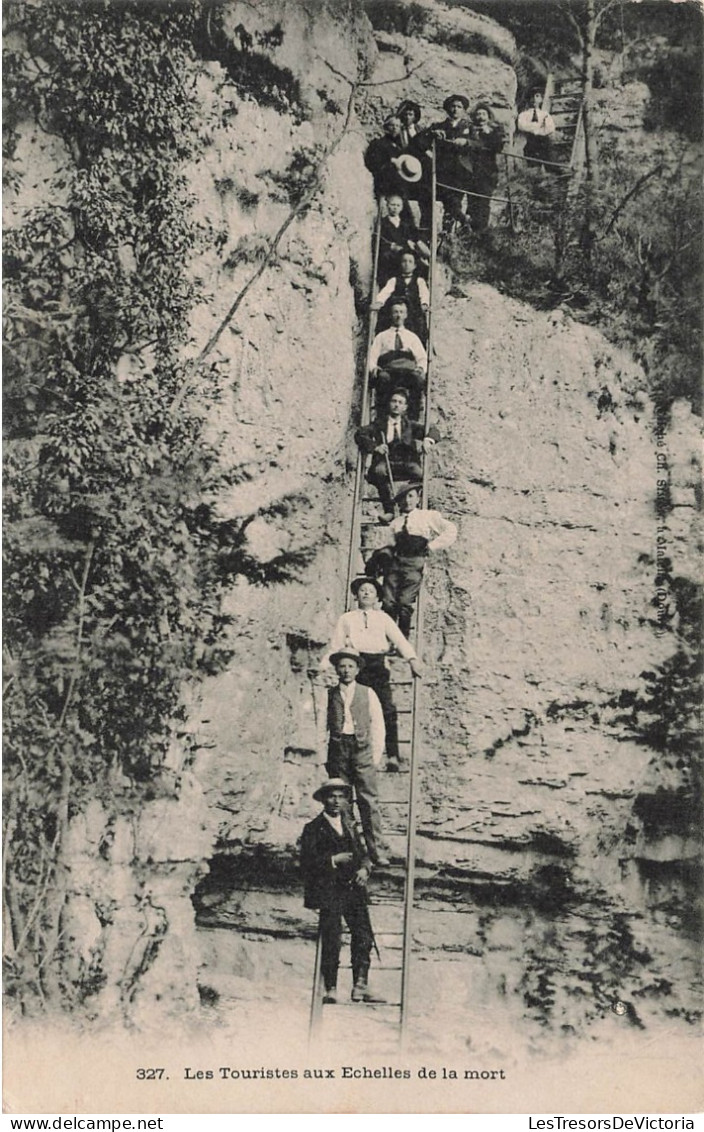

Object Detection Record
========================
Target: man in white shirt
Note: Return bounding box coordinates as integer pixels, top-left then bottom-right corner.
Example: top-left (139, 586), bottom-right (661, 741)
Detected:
top-left (321, 575), bottom-right (424, 772)
top-left (324, 648), bottom-right (388, 865)
top-left (516, 89), bottom-right (556, 170)
top-left (366, 483), bottom-right (458, 637)
top-left (368, 299), bottom-right (428, 416)
top-left (374, 251), bottom-right (430, 343)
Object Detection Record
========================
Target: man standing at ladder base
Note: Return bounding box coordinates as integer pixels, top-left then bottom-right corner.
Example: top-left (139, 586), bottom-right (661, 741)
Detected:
top-left (366, 483), bottom-right (457, 637)
top-left (300, 779), bottom-right (374, 1004)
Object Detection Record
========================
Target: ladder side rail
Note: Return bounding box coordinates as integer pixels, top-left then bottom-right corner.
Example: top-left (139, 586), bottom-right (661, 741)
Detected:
top-left (544, 72), bottom-right (556, 112)
top-left (399, 142), bottom-right (437, 1049)
top-left (569, 99), bottom-right (585, 171)
top-left (344, 202), bottom-right (383, 607)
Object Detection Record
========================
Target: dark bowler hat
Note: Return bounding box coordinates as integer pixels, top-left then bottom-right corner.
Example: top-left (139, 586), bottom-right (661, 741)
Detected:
top-left (350, 575), bottom-right (383, 599)
top-left (396, 155), bottom-right (422, 183)
top-left (394, 481), bottom-right (422, 504)
top-left (443, 93), bottom-right (469, 113)
top-left (313, 777), bottom-right (352, 803)
top-left (398, 99), bottom-right (422, 122)
top-left (329, 647), bottom-right (363, 668)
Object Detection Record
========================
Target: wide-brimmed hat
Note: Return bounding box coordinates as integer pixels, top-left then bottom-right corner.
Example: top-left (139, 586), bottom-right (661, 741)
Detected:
top-left (313, 777), bottom-right (352, 803)
top-left (396, 154), bottom-right (422, 183)
top-left (443, 93), bottom-right (469, 113)
top-left (394, 481), bottom-right (422, 503)
top-left (397, 99), bottom-right (422, 122)
top-left (350, 575), bottom-right (383, 599)
top-left (330, 647), bottom-right (363, 668)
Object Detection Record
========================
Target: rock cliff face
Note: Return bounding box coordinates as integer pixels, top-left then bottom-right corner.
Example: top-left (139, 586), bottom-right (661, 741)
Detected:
top-left (11, 0), bottom-right (699, 1049)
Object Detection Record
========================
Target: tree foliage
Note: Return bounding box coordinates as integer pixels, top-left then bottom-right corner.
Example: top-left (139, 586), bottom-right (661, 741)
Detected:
top-left (2, 0), bottom-right (308, 1011)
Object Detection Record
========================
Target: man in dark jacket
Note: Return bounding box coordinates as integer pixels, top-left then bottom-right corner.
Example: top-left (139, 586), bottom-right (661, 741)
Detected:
top-left (364, 115), bottom-right (406, 200)
top-left (355, 387), bottom-right (439, 517)
top-left (300, 778), bottom-right (374, 1003)
top-left (421, 93), bottom-right (472, 228)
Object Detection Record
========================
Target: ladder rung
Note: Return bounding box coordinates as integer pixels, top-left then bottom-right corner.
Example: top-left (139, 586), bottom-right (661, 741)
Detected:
top-left (325, 1005), bottom-right (400, 1014)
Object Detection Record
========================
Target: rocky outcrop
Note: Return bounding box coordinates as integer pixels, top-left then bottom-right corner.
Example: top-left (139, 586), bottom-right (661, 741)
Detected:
top-left (6, 0), bottom-right (699, 1049)
top-left (193, 274), bottom-right (700, 1042)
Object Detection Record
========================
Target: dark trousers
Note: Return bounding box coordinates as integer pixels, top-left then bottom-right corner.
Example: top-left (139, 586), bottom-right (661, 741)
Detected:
top-left (466, 176), bottom-right (497, 231)
top-left (382, 555), bottom-right (426, 638)
top-left (326, 736), bottom-right (383, 861)
top-left (319, 894), bottom-right (372, 992)
top-left (357, 653), bottom-right (399, 764)
top-left (525, 136), bottom-right (555, 172)
top-left (367, 457), bottom-right (422, 513)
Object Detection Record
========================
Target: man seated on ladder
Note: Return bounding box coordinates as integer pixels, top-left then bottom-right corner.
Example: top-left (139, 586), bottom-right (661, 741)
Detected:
top-left (366, 483), bottom-right (457, 637)
top-left (374, 250), bottom-right (430, 343)
top-left (319, 574), bottom-right (424, 773)
top-left (321, 648), bottom-right (390, 867)
top-left (354, 386), bottom-right (440, 520)
top-left (300, 778), bottom-right (375, 1005)
top-left (368, 298), bottom-right (427, 419)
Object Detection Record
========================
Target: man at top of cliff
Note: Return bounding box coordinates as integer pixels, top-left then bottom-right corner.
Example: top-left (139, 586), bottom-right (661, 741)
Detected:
top-left (365, 483), bottom-right (457, 639)
top-left (397, 100), bottom-right (423, 149)
top-left (395, 99), bottom-right (433, 232)
top-left (419, 93), bottom-right (472, 228)
top-left (368, 299), bottom-right (427, 418)
top-left (463, 102), bottom-right (506, 231)
top-left (364, 115), bottom-right (408, 201)
top-left (516, 89), bottom-right (556, 171)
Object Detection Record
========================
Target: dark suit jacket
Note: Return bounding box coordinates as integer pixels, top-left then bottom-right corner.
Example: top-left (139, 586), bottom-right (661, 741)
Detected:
top-left (355, 416), bottom-right (440, 461)
top-left (300, 811), bottom-right (371, 911)
top-left (364, 135), bottom-right (405, 197)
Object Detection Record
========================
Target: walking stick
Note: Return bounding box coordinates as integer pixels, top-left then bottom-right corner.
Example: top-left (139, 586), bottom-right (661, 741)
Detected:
top-left (362, 892), bottom-right (382, 963)
top-left (383, 447), bottom-right (396, 511)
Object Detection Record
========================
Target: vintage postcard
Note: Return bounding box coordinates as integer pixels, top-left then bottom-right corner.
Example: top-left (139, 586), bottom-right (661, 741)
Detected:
top-left (3, 0), bottom-right (702, 1116)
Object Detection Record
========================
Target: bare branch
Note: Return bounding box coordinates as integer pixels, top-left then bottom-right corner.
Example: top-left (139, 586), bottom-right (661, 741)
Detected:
top-left (593, 0), bottom-right (621, 31)
top-left (557, 1), bottom-right (585, 49)
top-left (170, 76), bottom-right (362, 411)
top-left (602, 163), bottom-right (665, 236)
top-left (320, 55), bottom-right (426, 88)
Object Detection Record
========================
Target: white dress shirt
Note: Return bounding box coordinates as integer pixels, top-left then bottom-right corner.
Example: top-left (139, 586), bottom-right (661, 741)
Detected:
top-left (324, 812), bottom-right (344, 837)
top-left (389, 507), bottom-right (457, 552)
top-left (321, 608), bottom-right (417, 668)
top-left (517, 107), bottom-right (556, 137)
top-left (368, 326), bottom-right (428, 373)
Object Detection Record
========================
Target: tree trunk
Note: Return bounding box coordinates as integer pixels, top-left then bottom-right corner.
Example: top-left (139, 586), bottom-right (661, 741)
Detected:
top-left (582, 0), bottom-right (599, 190)
top-left (580, 0), bottom-right (600, 263)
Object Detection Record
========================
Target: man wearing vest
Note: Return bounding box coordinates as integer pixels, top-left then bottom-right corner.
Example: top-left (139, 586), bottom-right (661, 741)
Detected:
top-left (325, 648), bottom-right (388, 867)
top-left (300, 778), bottom-right (374, 1004)
top-left (366, 483), bottom-right (458, 637)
